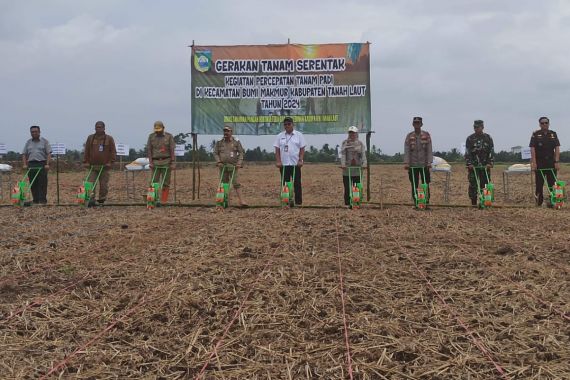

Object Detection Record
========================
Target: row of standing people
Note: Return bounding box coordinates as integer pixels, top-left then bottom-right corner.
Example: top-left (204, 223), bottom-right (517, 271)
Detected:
top-left (20, 116), bottom-right (561, 207)
top-left (21, 121), bottom-right (176, 205)
top-left (403, 116), bottom-right (561, 207)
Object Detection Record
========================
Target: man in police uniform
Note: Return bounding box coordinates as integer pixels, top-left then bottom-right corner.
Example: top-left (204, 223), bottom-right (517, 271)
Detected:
top-left (83, 121), bottom-right (116, 205)
top-left (465, 120), bottom-right (494, 206)
top-left (403, 116), bottom-right (433, 206)
top-left (529, 116), bottom-right (561, 207)
top-left (147, 121), bottom-right (175, 204)
top-left (214, 125), bottom-right (247, 206)
top-left (274, 116), bottom-right (306, 206)
top-left (340, 126), bottom-right (367, 207)
top-left (22, 125), bottom-right (51, 204)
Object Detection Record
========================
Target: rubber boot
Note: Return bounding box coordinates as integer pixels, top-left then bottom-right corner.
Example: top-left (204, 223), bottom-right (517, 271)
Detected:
top-left (161, 188), bottom-right (169, 204)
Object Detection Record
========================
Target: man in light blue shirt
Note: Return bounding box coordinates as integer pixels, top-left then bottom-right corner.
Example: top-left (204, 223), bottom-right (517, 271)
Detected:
top-left (274, 116), bottom-right (306, 205)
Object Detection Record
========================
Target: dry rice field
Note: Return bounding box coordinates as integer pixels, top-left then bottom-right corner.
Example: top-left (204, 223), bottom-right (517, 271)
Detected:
top-left (0, 164), bottom-right (568, 379)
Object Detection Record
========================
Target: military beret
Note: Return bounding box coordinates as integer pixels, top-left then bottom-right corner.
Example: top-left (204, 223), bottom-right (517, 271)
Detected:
top-left (473, 120), bottom-right (484, 127)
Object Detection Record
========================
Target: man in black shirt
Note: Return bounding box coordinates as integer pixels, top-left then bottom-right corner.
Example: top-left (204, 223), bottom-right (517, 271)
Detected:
top-left (529, 116), bottom-right (561, 207)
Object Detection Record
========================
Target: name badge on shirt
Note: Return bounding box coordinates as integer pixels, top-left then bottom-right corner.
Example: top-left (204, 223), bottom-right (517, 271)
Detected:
top-left (284, 145), bottom-right (289, 152)
top-left (98, 144), bottom-right (104, 152)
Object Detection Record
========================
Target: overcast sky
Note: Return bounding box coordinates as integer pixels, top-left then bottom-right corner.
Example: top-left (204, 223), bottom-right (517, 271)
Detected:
top-left (1, 0), bottom-right (569, 155)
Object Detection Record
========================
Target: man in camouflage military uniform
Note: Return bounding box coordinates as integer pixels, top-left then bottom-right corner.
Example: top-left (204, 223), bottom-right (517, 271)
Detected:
top-left (529, 116), bottom-right (561, 207)
top-left (403, 116), bottom-right (433, 206)
top-left (214, 125), bottom-right (247, 206)
top-left (147, 121), bottom-right (175, 204)
top-left (465, 120), bottom-right (494, 206)
top-left (340, 126), bottom-right (367, 207)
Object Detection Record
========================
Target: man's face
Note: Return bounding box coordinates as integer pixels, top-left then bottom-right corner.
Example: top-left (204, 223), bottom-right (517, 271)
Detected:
top-left (474, 126), bottom-right (484, 135)
top-left (223, 129), bottom-right (232, 139)
top-left (539, 119), bottom-right (549, 131)
top-left (30, 128), bottom-right (40, 139)
top-left (95, 124), bottom-right (105, 135)
top-left (413, 121), bottom-right (422, 130)
top-left (348, 131), bottom-right (357, 140)
top-left (284, 121), bottom-right (293, 133)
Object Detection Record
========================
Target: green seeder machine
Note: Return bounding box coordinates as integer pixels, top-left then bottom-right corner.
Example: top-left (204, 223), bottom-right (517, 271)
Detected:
top-left (347, 166), bottom-right (363, 209)
top-left (76, 166), bottom-right (104, 207)
top-left (280, 165), bottom-right (295, 208)
top-left (538, 168), bottom-right (566, 209)
top-left (215, 164), bottom-right (236, 208)
top-left (410, 166), bottom-right (429, 210)
top-left (146, 165), bottom-right (170, 209)
top-left (473, 166), bottom-right (494, 209)
top-left (11, 167), bottom-right (42, 207)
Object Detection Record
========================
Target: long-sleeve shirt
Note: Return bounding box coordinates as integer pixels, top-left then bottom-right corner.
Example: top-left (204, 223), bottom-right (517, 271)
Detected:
top-left (403, 130), bottom-right (433, 166)
top-left (340, 138), bottom-right (367, 176)
top-left (214, 137), bottom-right (244, 166)
top-left (147, 132), bottom-right (175, 165)
top-left (465, 132), bottom-right (494, 166)
top-left (84, 133), bottom-right (116, 165)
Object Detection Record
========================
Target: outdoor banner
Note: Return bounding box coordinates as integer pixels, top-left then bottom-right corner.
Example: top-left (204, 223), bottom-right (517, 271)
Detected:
top-left (191, 43), bottom-right (371, 135)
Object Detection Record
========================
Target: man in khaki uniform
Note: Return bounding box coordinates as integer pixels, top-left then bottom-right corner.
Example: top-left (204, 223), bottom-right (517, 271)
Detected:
top-left (83, 121), bottom-right (116, 205)
top-left (147, 121), bottom-right (175, 204)
top-left (214, 125), bottom-right (247, 206)
top-left (404, 116), bottom-right (433, 206)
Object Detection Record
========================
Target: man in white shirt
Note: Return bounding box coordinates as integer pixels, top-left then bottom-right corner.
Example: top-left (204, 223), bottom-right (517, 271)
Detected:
top-left (273, 116), bottom-right (306, 205)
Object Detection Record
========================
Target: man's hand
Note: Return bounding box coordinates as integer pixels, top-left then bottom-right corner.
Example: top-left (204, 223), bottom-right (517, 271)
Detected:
top-left (427, 164), bottom-right (432, 169)
top-left (297, 160), bottom-right (304, 168)
top-left (170, 163), bottom-right (176, 170)
top-left (486, 163), bottom-right (492, 170)
top-left (531, 161), bottom-right (537, 171)
top-left (555, 162), bottom-right (560, 171)
top-left (276, 161), bottom-right (282, 168)
top-left (404, 165), bottom-right (409, 170)
top-left (83, 163), bottom-right (90, 169)
top-left (467, 164), bottom-right (473, 171)
top-left (44, 164), bottom-right (50, 171)
top-left (340, 166), bottom-right (346, 170)
top-left (105, 163), bottom-right (112, 168)
top-left (149, 163), bottom-right (154, 170)
top-left (216, 162), bottom-right (223, 168)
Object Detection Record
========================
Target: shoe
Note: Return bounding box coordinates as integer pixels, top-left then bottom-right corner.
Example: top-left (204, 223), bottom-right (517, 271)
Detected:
top-left (471, 198), bottom-right (477, 206)
top-left (88, 199), bottom-right (96, 208)
top-left (97, 199), bottom-right (105, 205)
top-left (536, 194), bottom-right (543, 206)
